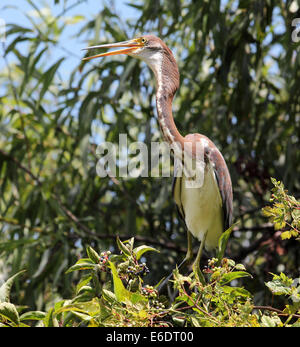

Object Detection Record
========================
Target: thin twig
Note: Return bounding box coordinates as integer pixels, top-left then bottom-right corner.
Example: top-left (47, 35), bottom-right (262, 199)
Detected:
top-left (253, 305), bottom-right (300, 319)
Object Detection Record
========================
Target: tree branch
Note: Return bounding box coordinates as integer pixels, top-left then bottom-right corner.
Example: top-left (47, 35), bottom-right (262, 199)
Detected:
top-left (253, 305), bottom-right (300, 319)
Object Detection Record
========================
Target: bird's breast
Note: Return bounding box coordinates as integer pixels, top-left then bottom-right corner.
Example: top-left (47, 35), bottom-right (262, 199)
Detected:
top-left (174, 162), bottom-right (224, 250)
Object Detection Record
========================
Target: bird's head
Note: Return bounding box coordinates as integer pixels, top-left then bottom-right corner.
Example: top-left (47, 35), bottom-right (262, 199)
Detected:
top-left (82, 35), bottom-right (179, 95)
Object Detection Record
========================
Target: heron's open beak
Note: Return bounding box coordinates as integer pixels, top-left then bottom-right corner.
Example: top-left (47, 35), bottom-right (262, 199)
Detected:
top-left (82, 39), bottom-right (143, 61)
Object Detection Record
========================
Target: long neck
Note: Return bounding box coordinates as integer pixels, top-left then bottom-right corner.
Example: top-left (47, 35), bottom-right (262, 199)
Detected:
top-left (152, 51), bottom-right (184, 148)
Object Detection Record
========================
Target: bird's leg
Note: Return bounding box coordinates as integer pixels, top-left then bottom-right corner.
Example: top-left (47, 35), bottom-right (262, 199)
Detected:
top-left (177, 230), bottom-right (193, 269)
top-left (185, 230), bottom-right (194, 263)
top-left (192, 229), bottom-right (208, 285)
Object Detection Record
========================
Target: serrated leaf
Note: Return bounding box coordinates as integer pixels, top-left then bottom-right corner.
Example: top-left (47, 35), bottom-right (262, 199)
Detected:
top-left (261, 315), bottom-right (281, 327)
top-left (265, 278), bottom-right (292, 295)
top-left (281, 231), bottom-right (292, 240)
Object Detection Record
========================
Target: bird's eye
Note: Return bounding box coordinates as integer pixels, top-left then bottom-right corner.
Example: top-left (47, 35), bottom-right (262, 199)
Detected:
top-left (141, 38), bottom-right (146, 44)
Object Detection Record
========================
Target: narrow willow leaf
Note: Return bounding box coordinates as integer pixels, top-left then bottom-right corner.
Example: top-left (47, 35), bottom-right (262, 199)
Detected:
top-left (32, 249), bottom-right (51, 278)
top-left (39, 58), bottom-right (64, 102)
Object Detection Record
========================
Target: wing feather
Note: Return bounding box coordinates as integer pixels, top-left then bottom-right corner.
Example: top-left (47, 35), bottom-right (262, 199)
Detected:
top-left (208, 147), bottom-right (233, 230)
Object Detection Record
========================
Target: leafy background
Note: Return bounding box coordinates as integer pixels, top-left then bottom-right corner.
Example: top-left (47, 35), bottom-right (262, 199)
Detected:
top-left (0, 0), bottom-right (299, 312)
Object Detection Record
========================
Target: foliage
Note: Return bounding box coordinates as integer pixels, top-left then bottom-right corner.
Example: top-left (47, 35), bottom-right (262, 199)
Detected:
top-left (1, 225), bottom-right (299, 327)
top-left (262, 178), bottom-right (300, 240)
top-left (0, 0), bottom-right (299, 321)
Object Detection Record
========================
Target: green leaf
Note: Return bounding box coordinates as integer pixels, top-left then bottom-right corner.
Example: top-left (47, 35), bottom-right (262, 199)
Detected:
top-left (261, 315), bottom-right (281, 327)
top-left (123, 237), bottom-right (135, 252)
top-left (216, 224), bottom-right (236, 265)
top-left (133, 245), bottom-right (160, 260)
top-left (55, 299), bottom-right (99, 317)
top-left (191, 316), bottom-right (201, 327)
top-left (219, 271), bottom-right (252, 285)
top-left (131, 292), bottom-right (147, 304)
top-left (20, 311), bottom-right (46, 321)
top-left (0, 302), bottom-right (20, 325)
top-left (109, 261), bottom-right (132, 303)
top-left (281, 231), bottom-right (292, 240)
top-left (222, 285), bottom-right (252, 298)
top-left (76, 274), bottom-right (93, 294)
top-left (65, 260), bottom-right (95, 274)
top-left (39, 58), bottom-right (64, 102)
top-left (43, 308), bottom-right (59, 327)
top-left (265, 273), bottom-right (293, 296)
top-left (116, 236), bottom-right (132, 257)
top-left (86, 246), bottom-right (100, 264)
top-left (32, 249), bottom-right (51, 278)
top-left (0, 270), bottom-right (26, 303)
top-left (102, 289), bottom-right (117, 303)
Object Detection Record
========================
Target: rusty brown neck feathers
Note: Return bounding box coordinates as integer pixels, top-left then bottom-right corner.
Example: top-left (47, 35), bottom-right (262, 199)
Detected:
top-left (150, 45), bottom-right (184, 147)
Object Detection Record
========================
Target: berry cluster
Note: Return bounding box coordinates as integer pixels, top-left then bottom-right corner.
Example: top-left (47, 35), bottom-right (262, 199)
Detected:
top-left (98, 251), bottom-right (111, 271)
top-left (203, 257), bottom-right (217, 274)
top-left (126, 263), bottom-right (149, 277)
top-left (151, 300), bottom-right (165, 310)
top-left (141, 285), bottom-right (165, 310)
top-left (141, 285), bottom-right (158, 298)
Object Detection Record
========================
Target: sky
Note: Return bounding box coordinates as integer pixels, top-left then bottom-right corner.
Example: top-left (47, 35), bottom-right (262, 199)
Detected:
top-left (0, 0), bottom-right (138, 72)
top-left (0, 0), bottom-right (288, 75)
top-left (0, 0), bottom-right (141, 145)
top-left (0, 0), bottom-right (288, 144)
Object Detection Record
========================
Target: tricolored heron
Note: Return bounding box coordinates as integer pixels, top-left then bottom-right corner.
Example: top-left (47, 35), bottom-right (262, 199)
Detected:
top-left (82, 35), bottom-right (233, 278)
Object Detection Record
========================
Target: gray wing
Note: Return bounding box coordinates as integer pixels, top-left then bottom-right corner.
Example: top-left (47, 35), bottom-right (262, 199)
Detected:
top-left (172, 164), bottom-right (187, 228)
top-left (209, 147), bottom-right (233, 230)
top-left (172, 143), bottom-right (233, 232)
top-left (172, 177), bottom-right (184, 219)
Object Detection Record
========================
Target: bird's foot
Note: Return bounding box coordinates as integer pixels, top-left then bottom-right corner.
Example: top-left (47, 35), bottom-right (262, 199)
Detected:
top-left (157, 255), bottom-right (192, 294)
top-left (177, 252), bottom-right (193, 270)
